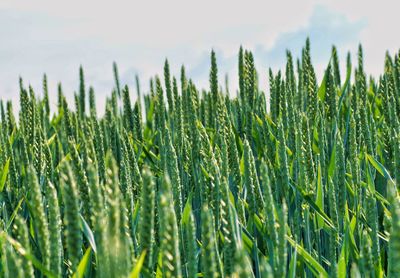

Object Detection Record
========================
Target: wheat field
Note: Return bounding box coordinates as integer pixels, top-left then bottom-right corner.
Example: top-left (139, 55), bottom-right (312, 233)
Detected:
top-left (0, 39), bottom-right (400, 277)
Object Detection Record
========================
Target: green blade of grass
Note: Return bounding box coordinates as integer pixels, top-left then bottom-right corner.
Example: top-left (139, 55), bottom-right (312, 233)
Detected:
top-left (72, 246), bottom-right (92, 278)
top-left (130, 250), bottom-right (147, 278)
top-left (286, 235), bottom-right (328, 278)
top-left (0, 158), bottom-right (10, 192)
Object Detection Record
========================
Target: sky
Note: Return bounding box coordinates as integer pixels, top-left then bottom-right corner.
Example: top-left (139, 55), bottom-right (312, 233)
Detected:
top-left (0, 0), bottom-right (399, 112)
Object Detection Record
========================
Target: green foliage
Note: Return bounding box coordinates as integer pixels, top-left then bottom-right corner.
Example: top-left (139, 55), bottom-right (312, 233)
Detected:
top-left (46, 182), bottom-right (63, 277)
top-left (139, 167), bottom-right (156, 272)
top-left (60, 162), bottom-right (83, 273)
top-left (12, 216), bottom-right (34, 277)
top-left (27, 166), bottom-right (50, 270)
top-left (159, 174), bottom-right (182, 277)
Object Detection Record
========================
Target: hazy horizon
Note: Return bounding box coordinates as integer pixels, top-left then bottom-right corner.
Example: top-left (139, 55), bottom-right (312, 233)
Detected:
top-left (1, 0), bottom-right (399, 113)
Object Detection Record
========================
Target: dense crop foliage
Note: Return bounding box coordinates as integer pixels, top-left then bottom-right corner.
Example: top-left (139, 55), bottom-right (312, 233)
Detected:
top-left (1, 40), bottom-right (400, 277)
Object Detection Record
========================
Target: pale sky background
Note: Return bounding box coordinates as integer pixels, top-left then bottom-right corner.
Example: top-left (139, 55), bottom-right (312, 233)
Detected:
top-left (0, 0), bottom-right (399, 113)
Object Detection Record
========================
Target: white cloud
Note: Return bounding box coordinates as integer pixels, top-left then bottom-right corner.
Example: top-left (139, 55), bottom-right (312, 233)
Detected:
top-left (0, 0), bottom-right (399, 113)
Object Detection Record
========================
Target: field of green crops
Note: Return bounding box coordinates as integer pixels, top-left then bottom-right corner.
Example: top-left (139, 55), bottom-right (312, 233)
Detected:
top-left (0, 40), bottom-right (400, 277)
